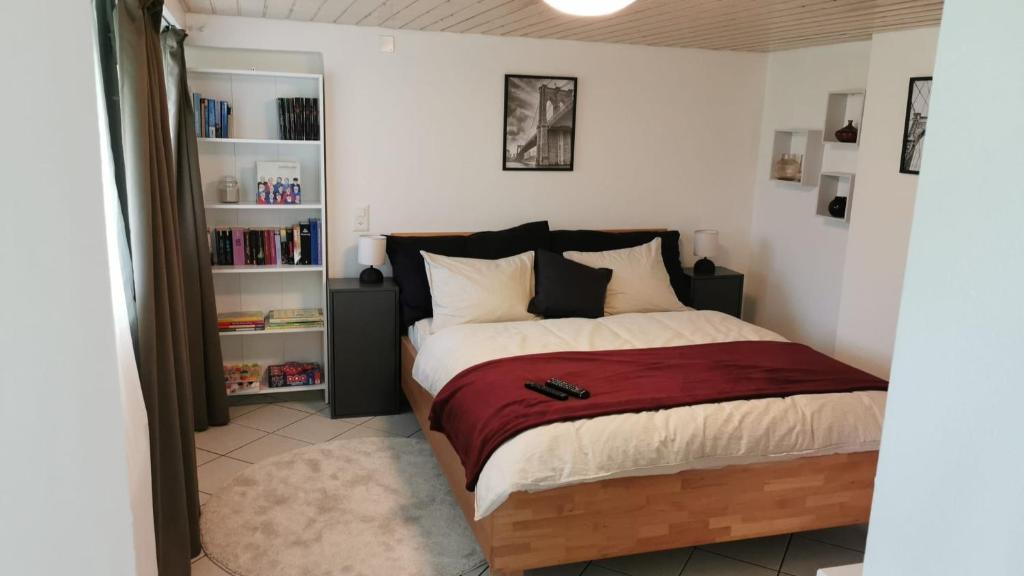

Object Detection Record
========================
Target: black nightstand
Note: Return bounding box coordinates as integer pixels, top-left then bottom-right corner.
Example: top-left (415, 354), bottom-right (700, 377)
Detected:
top-left (328, 278), bottom-right (400, 418)
top-left (681, 267), bottom-right (744, 318)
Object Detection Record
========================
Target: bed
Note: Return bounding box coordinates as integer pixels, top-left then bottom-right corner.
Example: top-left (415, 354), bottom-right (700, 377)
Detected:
top-left (392, 229), bottom-right (882, 576)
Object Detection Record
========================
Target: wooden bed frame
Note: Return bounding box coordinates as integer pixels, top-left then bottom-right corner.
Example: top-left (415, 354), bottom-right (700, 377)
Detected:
top-left (393, 230), bottom-right (878, 575)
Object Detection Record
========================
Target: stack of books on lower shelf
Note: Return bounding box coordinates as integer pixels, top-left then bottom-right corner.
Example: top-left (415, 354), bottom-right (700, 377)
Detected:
top-left (218, 308), bottom-right (323, 333)
top-left (265, 308), bottom-right (324, 331)
top-left (218, 311), bottom-right (265, 332)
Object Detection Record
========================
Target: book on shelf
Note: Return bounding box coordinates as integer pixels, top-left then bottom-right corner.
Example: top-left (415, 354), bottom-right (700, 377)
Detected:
top-left (310, 219), bottom-right (320, 266)
top-left (277, 97), bottom-right (319, 141)
top-left (218, 310), bottom-right (265, 331)
top-left (256, 161), bottom-right (301, 205)
top-left (209, 219), bottom-right (321, 267)
top-left (299, 221), bottom-right (311, 265)
top-left (265, 308), bottom-right (324, 330)
top-left (193, 93), bottom-right (231, 138)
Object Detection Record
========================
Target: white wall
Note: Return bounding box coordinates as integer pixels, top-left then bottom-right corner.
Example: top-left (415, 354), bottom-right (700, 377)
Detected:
top-left (0, 1), bottom-right (156, 575)
top-left (864, 1), bottom-right (1024, 574)
top-left (185, 15), bottom-right (942, 370)
top-left (833, 28), bottom-right (939, 378)
top-left (746, 29), bottom-right (939, 360)
top-left (745, 42), bottom-right (872, 353)
top-left (185, 15), bottom-right (768, 278)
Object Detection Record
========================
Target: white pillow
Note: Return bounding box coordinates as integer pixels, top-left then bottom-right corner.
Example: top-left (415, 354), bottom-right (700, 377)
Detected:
top-left (563, 238), bottom-right (685, 315)
top-left (421, 251), bottom-right (536, 333)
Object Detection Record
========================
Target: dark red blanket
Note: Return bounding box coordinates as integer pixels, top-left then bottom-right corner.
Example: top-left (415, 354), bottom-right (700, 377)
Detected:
top-left (429, 341), bottom-right (887, 491)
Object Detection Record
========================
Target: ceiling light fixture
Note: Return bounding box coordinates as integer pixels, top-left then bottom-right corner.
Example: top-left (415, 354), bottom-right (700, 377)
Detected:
top-left (543, 0), bottom-right (637, 17)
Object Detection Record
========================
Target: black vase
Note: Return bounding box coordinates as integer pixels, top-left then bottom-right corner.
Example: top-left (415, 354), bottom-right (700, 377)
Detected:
top-left (828, 196), bottom-right (847, 218)
top-left (835, 120), bottom-right (858, 143)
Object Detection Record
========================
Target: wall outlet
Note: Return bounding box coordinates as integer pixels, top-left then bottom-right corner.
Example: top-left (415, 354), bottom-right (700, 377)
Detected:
top-left (354, 204), bottom-right (370, 232)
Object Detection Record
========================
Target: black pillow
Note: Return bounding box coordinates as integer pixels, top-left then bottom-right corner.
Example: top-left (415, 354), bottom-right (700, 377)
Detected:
top-left (386, 221), bottom-right (551, 329)
top-left (386, 235), bottom-right (467, 330)
top-left (549, 229), bottom-right (685, 304)
top-left (465, 220), bottom-right (551, 259)
top-left (529, 250), bottom-right (612, 319)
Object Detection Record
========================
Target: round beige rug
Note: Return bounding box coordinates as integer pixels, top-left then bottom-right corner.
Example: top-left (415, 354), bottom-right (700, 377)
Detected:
top-left (201, 436), bottom-right (486, 576)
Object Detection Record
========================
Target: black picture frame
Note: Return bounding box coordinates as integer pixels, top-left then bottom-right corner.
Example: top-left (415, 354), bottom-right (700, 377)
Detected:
top-left (899, 76), bottom-right (932, 175)
top-left (502, 74), bottom-right (578, 171)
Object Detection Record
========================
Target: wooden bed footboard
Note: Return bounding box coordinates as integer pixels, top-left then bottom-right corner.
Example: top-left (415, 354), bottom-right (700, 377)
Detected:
top-left (400, 337), bottom-right (877, 575)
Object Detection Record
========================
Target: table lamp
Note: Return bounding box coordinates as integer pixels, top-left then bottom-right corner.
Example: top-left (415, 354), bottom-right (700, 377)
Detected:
top-left (693, 229), bottom-right (719, 275)
top-left (358, 235), bottom-right (386, 284)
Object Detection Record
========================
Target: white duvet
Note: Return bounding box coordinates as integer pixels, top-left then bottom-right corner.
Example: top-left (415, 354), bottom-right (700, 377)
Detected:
top-left (410, 311), bottom-right (886, 520)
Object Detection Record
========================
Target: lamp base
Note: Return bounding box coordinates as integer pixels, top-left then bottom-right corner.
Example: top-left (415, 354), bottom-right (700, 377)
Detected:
top-left (359, 266), bottom-right (383, 284)
top-left (693, 257), bottom-right (716, 275)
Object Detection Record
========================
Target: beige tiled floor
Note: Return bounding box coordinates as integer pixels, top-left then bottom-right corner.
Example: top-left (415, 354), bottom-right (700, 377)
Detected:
top-left (193, 393), bottom-right (868, 576)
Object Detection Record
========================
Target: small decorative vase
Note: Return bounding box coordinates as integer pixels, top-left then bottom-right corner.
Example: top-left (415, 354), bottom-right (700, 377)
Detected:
top-left (774, 153), bottom-right (803, 182)
top-left (828, 196), bottom-right (848, 218)
top-left (835, 120), bottom-right (858, 143)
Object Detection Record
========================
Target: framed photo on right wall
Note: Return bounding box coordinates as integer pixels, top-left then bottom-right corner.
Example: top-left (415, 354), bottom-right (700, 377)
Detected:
top-left (900, 76), bottom-right (932, 175)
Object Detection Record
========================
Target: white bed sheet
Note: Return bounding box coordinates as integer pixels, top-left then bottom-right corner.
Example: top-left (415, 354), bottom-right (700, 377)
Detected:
top-left (411, 311), bottom-right (886, 520)
top-left (408, 318), bottom-right (434, 351)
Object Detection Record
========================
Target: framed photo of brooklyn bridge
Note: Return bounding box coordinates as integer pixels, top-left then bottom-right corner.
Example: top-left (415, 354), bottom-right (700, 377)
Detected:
top-left (899, 76), bottom-right (932, 175)
top-left (503, 74), bottom-right (577, 171)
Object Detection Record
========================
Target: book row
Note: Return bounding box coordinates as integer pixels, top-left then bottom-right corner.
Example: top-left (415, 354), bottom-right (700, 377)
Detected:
top-left (193, 94), bottom-right (231, 139)
top-left (209, 219), bottom-right (322, 267)
top-left (279, 97), bottom-right (319, 141)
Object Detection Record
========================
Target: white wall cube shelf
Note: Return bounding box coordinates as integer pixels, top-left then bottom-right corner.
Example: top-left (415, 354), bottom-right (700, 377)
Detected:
top-left (770, 129), bottom-right (824, 186)
top-left (817, 171), bottom-right (855, 221)
top-left (824, 90), bottom-right (866, 144)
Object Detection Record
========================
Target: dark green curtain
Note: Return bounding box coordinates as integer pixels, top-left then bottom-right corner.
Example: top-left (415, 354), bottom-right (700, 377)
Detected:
top-left (93, 0), bottom-right (225, 572)
top-left (162, 26), bottom-right (229, 431)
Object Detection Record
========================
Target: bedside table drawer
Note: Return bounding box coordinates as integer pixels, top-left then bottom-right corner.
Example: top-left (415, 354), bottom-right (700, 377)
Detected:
top-left (682, 267), bottom-right (744, 318)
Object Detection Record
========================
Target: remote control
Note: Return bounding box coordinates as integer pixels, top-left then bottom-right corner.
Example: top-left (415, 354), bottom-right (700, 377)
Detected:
top-left (525, 381), bottom-right (568, 401)
top-left (545, 378), bottom-right (590, 399)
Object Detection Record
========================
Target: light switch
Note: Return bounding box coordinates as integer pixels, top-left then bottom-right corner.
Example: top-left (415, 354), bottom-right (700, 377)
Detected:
top-left (354, 204), bottom-right (370, 232)
top-left (379, 35), bottom-right (395, 54)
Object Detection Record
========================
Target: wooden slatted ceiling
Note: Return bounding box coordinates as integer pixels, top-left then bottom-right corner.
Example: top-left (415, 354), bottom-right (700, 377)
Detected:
top-left (183, 0), bottom-right (943, 52)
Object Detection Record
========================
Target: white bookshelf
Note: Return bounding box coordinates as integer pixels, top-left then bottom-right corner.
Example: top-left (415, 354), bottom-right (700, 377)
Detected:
top-left (198, 137), bottom-right (321, 146)
top-left (206, 203), bottom-right (324, 210)
top-left (189, 66), bottom-right (328, 402)
top-left (211, 265), bottom-right (325, 274)
top-left (220, 326), bottom-right (325, 337)
top-left (229, 383), bottom-right (327, 397)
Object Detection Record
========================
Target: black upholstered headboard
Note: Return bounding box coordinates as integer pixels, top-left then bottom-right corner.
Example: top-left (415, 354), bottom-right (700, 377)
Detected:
top-left (386, 222), bottom-right (683, 329)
